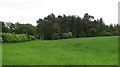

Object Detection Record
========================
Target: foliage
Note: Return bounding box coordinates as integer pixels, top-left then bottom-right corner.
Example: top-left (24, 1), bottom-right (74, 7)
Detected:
top-left (2, 33), bottom-right (35, 43)
top-left (52, 33), bottom-right (60, 40)
top-left (0, 33), bottom-right (2, 42)
top-left (1, 22), bottom-right (37, 37)
top-left (88, 28), bottom-right (97, 37)
top-left (63, 33), bottom-right (67, 39)
top-left (15, 23), bottom-right (37, 37)
top-left (100, 30), bottom-right (112, 36)
top-left (1, 13), bottom-right (120, 40)
top-left (29, 35), bottom-right (36, 40)
top-left (1, 21), bottom-right (11, 33)
top-left (37, 13), bottom-right (120, 40)
top-left (79, 31), bottom-right (86, 37)
top-left (66, 32), bottom-right (73, 38)
top-left (63, 32), bottom-right (73, 39)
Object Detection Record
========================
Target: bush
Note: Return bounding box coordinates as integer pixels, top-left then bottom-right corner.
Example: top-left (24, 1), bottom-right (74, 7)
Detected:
top-left (63, 32), bottom-right (73, 39)
top-left (2, 33), bottom-right (14, 42)
top-left (79, 31), bottom-right (86, 37)
top-left (29, 35), bottom-right (36, 40)
top-left (0, 37), bottom-right (2, 43)
top-left (66, 32), bottom-right (73, 38)
top-left (2, 33), bottom-right (35, 43)
top-left (100, 30), bottom-right (112, 36)
top-left (0, 33), bottom-right (3, 42)
top-left (52, 33), bottom-right (60, 40)
top-left (88, 28), bottom-right (97, 37)
top-left (105, 32), bottom-right (112, 36)
top-left (15, 35), bottom-right (22, 42)
top-left (113, 31), bottom-right (119, 36)
top-left (63, 33), bottom-right (67, 39)
top-left (0, 33), bottom-right (2, 37)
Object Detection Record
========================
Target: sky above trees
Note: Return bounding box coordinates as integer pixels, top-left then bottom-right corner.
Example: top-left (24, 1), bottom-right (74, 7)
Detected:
top-left (0, 0), bottom-right (119, 26)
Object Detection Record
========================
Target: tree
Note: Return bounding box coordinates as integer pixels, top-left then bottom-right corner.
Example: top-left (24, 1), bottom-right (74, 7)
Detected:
top-left (36, 13), bottom-right (119, 40)
top-left (15, 23), bottom-right (37, 37)
top-left (88, 28), bottom-right (97, 37)
top-left (37, 14), bottom-right (55, 40)
top-left (52, 33), bottom-right (60, 40)
top-left (1, 21), bottom-right (11, 33)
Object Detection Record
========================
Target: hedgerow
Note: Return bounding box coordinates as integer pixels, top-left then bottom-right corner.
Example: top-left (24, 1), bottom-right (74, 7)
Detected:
top-left (2, 33), bottom-right (36, 43)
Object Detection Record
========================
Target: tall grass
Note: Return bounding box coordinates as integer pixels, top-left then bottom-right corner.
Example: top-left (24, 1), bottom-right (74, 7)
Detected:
top-left (2, 36), bottom-right (118, 65)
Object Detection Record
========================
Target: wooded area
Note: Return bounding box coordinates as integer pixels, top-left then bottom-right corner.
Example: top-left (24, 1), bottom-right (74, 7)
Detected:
top-left (1, 13), bottom-right (120, 42)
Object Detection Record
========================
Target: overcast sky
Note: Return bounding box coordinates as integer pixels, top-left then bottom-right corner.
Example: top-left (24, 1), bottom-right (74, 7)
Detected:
top-left (0, 0), bottom-right (119, 26)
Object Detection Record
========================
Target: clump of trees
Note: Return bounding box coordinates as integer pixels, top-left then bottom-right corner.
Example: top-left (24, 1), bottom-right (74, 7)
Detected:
top-left (1, 22), bottom-right (37, 37)
top-left (1, 21), bottom-right (36, 43)
top-left (37, 13), bottom-right (120, 40)
top-left (1, 13), bottom-right (120, 42)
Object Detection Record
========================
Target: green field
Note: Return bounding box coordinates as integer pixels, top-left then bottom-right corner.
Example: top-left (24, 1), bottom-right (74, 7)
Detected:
top-left (2, 36), bottom-right (118, 65)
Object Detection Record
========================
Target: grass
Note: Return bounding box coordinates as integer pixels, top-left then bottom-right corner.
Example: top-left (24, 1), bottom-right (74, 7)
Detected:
top-left (2, 36), bottom-right (118, 65)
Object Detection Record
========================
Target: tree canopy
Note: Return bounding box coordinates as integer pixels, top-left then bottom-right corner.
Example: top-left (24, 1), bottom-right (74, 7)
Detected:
top-left (1, 13), bottom-right (120, 40)
top-left (36, 13), bottom-right (120, 40)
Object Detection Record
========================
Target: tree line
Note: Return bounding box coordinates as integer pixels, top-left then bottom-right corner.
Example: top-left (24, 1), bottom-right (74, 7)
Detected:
top-left (1, 13), bottom-right (120, 40)
top-left (1, 22), bottom-right (36, 42)
top-left (1, 22), bottom-right (37, 36)
top-left (37, 13), bottom-right (120, 40)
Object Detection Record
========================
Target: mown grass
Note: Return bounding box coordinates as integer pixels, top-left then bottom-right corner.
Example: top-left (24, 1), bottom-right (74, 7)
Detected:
top-left (2, 36), bottom-right (118, 65)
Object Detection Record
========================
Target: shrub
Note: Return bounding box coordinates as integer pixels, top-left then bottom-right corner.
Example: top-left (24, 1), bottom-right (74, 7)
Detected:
top-left (2, 33), bottom-right (35, 43)
top-left (113, 31), bottom-right (119, 36)
top-left (63, 33), bottom-right (67, 39)
top-left (0, 37), bottom-right (2, 43)
top-left (88, 28), bottom-right (97, 37)
top-left (100, 30), bottom-right (112, 36)
top-left (15, 35), bottom-right (22, 42)
top-left (29, 35), bottom-right (36, 40)
top-left (66, 32), bottom-right (73, 38)
top-left (106, 32), bottom-right (112, 36)
top-left (2, 33), bottom-right (14, 42)
top-left (0, 33), bottom-right (2, 37)
top-left (0, 33), bottom-right (3, 42)
top-left (79, 31), bottom-right (86, 37)
top-left (63, 32), bottom-right (73, 39)
top-left (52, 33), bottom-right (60, 40)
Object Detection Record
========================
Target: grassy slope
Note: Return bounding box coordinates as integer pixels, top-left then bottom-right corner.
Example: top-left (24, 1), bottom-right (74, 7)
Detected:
top-left (2, 36), bottom-right (118, 65)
